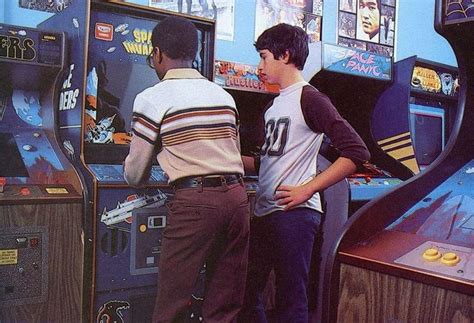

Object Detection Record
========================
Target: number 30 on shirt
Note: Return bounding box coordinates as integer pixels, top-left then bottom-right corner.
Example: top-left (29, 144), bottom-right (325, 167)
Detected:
top-left (260, 117), bottom-right (290, 157)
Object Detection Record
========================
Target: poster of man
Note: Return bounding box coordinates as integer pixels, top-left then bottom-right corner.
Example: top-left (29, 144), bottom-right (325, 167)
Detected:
top-left (356, 0), bottom-right (380, 43)
top-left (380, 5), bottom-right (395, 46)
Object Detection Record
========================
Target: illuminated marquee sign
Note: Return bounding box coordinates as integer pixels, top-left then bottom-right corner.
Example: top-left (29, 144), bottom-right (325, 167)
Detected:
top-left (322, 43), bottom-right (391, 80)
top-left (411, 66), bottom-right (441, 93)
top-left (0, 35), bottom-right (36, 61)
top-left (445, 0), bottom-right (474, 24)
top-left (411, 65), bottom-right (459, 96)
top-left (122, 28), bottom-right (153, 56)
top-left (214, 60), bottom-right (279, 93)
top-left (0, 25), bottom-right (62, 66)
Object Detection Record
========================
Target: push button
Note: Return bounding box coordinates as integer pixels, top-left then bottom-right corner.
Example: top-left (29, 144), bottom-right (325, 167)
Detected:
top-left (440, 252), bottom-right (460, 266)
top-left (422, 248), bottom-right (441, 261)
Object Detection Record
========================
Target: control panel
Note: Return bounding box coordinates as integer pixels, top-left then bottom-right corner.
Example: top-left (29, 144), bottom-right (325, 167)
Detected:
top-left (89, 164), bottom-right (168, 184)
top-left (395, 241), bottom-right (474, 281)
top-left (348, 162), bottom-right (403, 201)
top-left (349, 177), bottom-right (403, 201)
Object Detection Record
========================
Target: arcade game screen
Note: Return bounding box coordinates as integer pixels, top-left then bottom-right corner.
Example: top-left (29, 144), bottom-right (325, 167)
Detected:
top-left (0, 132), bottom-right (29, 177)
top-left (85, 9), bottom-right (210, 163)
top-left (409, 102), bottom-right (446, 169)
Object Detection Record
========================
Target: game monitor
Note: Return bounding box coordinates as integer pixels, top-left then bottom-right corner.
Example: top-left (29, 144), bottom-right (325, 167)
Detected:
top-left (409, 103), bottom-right (446, 170)
top-left (0, 132), bottom-right (29, 177)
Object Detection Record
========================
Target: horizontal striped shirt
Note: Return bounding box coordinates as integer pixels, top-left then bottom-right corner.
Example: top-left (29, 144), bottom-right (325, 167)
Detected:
top-left (125, 69), bottom-right (244, 185)
top-left (124, 68), bottom-right (243, 185)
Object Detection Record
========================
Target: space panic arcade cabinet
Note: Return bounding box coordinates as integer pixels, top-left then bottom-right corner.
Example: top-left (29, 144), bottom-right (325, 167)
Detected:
top-left (372, 56), bottom-right (459, 175)
top-left (322, 1), bottom-right (474, 322)
top-left (0, 24), bottom-right (84, 322)
top-left (39, 1), bottom-right (215, 322)
top-left (310, 44), bottom-right (410, 214)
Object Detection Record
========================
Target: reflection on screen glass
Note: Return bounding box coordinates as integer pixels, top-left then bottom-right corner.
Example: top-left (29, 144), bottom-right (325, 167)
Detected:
top-left (0, 132), bottom-right (29, 177)
top-left (409, 104), bottom-right (445, 167)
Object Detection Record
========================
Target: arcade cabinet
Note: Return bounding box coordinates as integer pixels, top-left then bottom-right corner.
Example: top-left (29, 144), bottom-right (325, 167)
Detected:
top-left (0, 24), bottom-right (84, 322)
top-left (372, 56), bottom-right (459, 174)
top-left (323, 0), bottom-right (474, 322)
top-left (310, 43), bottom-right (411, 213)
top-left (39, 1), bottom-right (215, 322)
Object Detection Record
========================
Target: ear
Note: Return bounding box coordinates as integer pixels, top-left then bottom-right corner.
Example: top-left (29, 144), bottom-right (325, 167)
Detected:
top-left (282, 50), bottom-right (290, 64)
top-left (155, 47), bottom-right (163, 64)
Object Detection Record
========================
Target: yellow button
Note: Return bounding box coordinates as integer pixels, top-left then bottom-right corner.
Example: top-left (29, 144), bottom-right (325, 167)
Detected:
top-left (422, 248), bottom-right (441, 261)
top-left (139, 224), bottom-right (147, 233)
top-left (441, 252), bottom-right (460, 266)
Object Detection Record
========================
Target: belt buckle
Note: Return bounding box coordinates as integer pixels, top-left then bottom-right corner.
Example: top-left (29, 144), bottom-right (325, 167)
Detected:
top-left (196, 176), bottom-right (203, 186)
top-left (220, 175), bottom-right (227, 186)
top-left (196, 176), bottom-right (203, 192)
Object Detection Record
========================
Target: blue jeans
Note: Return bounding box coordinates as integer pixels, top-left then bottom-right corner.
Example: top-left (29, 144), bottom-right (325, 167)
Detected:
top-left (239, 208), bottom-right (322, 323)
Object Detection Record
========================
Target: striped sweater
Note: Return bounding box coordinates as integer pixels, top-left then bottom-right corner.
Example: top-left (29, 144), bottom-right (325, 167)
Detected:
top-left (124, 68), bottom-right (243, 186)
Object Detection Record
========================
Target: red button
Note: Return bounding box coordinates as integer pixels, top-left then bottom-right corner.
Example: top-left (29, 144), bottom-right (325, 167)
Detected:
top-left (20, 187), bottom-right (31, 195)
top-left (30, 238), bottom-right (39, 248)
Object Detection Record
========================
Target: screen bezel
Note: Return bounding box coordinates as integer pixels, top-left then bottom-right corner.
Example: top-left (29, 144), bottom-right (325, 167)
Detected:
top-left (409, 103), bottom-right (445, 169)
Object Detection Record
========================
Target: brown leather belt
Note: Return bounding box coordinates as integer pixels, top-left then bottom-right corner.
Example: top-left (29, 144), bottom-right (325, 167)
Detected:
top-left (172, 174), bottom-right (243, 190)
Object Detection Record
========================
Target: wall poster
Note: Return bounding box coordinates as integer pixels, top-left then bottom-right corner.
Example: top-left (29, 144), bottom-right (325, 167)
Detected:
top-left (255, 0), bottom-right (323, 43)
top-left (149, 0), bottom-right (235, 41)
top-left (338, 0), bottom-right (396, 57)
top-left (19, 0), bottom-right (72, 13)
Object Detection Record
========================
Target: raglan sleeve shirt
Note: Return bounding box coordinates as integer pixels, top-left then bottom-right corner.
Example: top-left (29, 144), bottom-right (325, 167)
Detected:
top-left (301, 85), bottom-right (370, 165)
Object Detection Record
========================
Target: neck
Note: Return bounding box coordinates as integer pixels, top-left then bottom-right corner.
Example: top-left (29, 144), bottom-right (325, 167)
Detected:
top-left (167, 59), bottom-right (193, 70)
top-left (160, 58), bottom-right (193, 77)
top-left (278, 68), bottom-right (305, 89)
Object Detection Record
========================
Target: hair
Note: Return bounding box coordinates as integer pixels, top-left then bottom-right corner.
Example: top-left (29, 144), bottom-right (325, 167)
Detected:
top-left (254, 23), bottom-right (309, 70)
top-left (359, 0), bottom-right (381, 9)
top-left (151, 16), bottom-right (198, 60)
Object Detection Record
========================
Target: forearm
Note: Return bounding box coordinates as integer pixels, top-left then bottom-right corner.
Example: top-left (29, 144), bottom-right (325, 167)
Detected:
top-left (306, 157), bottom-right (356, 194)
top-left (124, 136), bottom-right (155, 187)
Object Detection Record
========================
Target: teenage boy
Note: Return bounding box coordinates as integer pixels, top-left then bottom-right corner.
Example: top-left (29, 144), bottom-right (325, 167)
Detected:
top-left (123, 16), bottom-right (250, 323)
top-left (238, 24), bottom-right (370, 323)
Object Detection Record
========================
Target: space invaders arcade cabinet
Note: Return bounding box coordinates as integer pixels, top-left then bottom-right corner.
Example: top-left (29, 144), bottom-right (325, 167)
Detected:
top-left (39, 1), bottom-right (215, 322)
top-left (0, 24), bottom-right (84, 322)
top-left (323, 1), bottom-right (474, 322)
